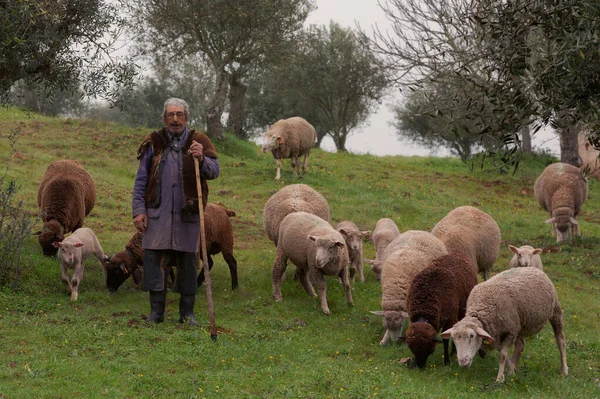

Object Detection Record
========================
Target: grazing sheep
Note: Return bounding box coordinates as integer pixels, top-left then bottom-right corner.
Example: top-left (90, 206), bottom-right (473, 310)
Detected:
top-left (36, 160), bottom-right (96, 257)
top-left (263, 184), bottom-right (329, 246)
top-left (534, 162), bottom-right (588, 242)
top-left (371, 230), bottom-right (448, 345)
top-left (261, 117), bottom-right (317, 180)
top-left (431, 206), bottom-right (501, 281)
top-left (364, 218), bottom-right (400, 280)
top-left (105, 203), bottom-right (238, 292)
top-left (272, 211), bottom-right (352, 315)
top-left (441, 267), bottom-right (568, 383)
top-left (52, 227), bottom-right (109, 301)
top-left (335, 220), bottom-right (370, 283)
top-left (402, 253), bottom-right (479, 369)
top-left (508, 245), bottom-right (543, 270)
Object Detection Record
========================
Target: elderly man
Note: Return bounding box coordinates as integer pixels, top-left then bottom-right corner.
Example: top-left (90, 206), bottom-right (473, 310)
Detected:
top-left (132, 98), bottom-right (219, 325)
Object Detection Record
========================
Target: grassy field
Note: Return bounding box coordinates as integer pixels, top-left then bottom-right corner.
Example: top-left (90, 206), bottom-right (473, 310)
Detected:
top-left (0, 107), bottom-right (599, 398)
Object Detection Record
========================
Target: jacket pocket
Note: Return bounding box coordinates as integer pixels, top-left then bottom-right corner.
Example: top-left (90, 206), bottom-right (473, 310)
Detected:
top-left (147, 207), bottom-right (161, 219)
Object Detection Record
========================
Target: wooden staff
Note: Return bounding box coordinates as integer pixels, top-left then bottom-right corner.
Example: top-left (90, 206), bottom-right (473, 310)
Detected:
top-left (194, 157), bottom-right (217, 341)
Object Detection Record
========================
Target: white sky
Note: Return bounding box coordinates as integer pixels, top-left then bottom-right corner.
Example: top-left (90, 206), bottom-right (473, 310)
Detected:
top-left (306, 0), bottom-right (561, 157)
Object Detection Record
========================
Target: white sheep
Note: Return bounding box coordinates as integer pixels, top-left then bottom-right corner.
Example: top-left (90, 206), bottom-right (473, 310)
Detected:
top-left (261, 117), bottom-right (317, 180)
top-left (431, 205), bottom-right (501, 281)
top-left (364, 218), bottom-right (400, 280)
top-left (441, 267), bottom-right (568, 383)
top-left (272, 212), bottom-right (352, 315)
top-left (534, 162), bottom-right (588, 242)
top-left (52, 227), bottom-right (109, 301)
top-left (371, 230), bottom-right (448, 345)
top-left (335, 220), bottom-right (370, 283)
top-left (508, 245), bottom-right (543, 270)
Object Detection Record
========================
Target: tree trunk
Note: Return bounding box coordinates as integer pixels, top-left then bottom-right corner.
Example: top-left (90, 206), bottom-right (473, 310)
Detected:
top-left (560, 124), bottom-right (582, 167)
top-left (205, 69), bottom-right (229, 140)
top-left (332, 131), bottom-right (348, 152)
top-left (227, 75), bottom-right (247, 139)
top-left (521, 125), bottom-right (532, 153)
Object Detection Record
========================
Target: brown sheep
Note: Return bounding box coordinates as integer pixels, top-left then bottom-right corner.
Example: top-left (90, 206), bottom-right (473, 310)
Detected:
top-left (35, 160), bottom-right (96, 257)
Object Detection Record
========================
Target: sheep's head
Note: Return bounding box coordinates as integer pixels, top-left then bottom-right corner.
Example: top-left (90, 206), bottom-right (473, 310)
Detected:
top-left (364, 258), bottom-right (382, 280)
top-left (441, 323), bottom-right (494, 368)
top-left (405, 322), bottom-right (441, 369)
top-left (309, 235), bottom-right (345, 269)
top-left (546, 215), bottom-right (577, 242)
top-left (509, 245), bottom-right (542, 267)
top-left (53, 240), bottom-right (84, 264)
top-left (262, 131), bottom-right (282, 153)
top-left (104, 251), bottom-right (138, 293)
top-left (35, 220), bottom-right (65, 257)
top-left (338, 228), bottom-right (369, 257)
top-left (383, 310), bottom-right (408, 343)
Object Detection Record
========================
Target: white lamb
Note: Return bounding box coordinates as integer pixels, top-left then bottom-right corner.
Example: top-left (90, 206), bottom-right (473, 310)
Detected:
top-left (335, 220), bottom-right (370, 283)
top-left (508, 245), bottom-right (543, 270)
top-left (52, 227), bottom-right (109, 301)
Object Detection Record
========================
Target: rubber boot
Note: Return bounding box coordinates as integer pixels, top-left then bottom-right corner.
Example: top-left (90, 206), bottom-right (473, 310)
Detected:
top-left (179, 294), bottom-right (199, 326)
top-left (145, 290), bottom-right (166, 323)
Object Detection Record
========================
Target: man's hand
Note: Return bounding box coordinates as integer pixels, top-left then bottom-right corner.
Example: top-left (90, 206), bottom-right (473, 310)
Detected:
top-left (188, 141), bottom-right (204, 161)
top-left (133, 214), bottom-right (148, 232)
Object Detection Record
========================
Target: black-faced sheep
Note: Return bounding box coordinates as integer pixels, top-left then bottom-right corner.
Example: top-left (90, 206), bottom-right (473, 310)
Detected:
top-left (441, 267), bottom-right (568, 383)
top-left (261, 117), bottom-right (317, 180)
top-left (534, 162), bottom-right (588, 242)
top-left (263, 184), bottom-right (329, 246)
top-left (364, 218), bottom-right (400, 280)
top-left (335, 220), bottom-right (370, 283)
top-left (402, 253), bottom-right (479, 369)
top-left (36, 159), bottom-right (96, 257)
top-left (431, 206), bottom-right (500, 281)
top-left (272, 211), bottom-right (352, 315)
top-left (52, 227), bottom-right (109, 301)
top-left (508, 245), bottom-right (543, 270)
top-left (371, 230), bottom-right (448, 345)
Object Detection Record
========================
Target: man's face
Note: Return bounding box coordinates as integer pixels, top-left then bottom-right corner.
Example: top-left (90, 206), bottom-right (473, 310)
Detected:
top-left (164, 105), bottom-right (188, 135)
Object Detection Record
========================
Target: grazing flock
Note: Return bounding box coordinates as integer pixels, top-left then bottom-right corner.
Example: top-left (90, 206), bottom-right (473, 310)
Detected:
top-left (34, 118), bottom-right (587, 383)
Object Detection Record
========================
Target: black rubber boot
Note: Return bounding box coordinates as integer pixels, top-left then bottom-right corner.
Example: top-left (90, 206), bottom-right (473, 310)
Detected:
top-left (145, 290), bottom-right (166, 323)
top-left (178, 294), bottom-right (199, 326)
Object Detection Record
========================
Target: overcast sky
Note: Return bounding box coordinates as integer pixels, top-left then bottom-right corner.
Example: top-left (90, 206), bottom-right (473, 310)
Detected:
top-left (306, 0), bottom-right (561, 157)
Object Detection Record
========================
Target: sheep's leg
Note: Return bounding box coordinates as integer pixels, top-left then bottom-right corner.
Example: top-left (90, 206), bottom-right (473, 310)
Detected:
top-left (511, 337), bottom-right (525, 370)
top-left (496, 336), bottom-right (516, 382)
top-left (301, 152), bottom-right (309, 173)
top-left (296, 267), bottom-right (316, 297)
top-left (550, 306), bottom-right (569, 376)
top-left (60, 263), bottom-right (73, 293)
top-left (339, 267), bottom-right (353, 307)
top-left (353, 256), bottom-right (365, 283)
top-left (572, 222), bottom-right (581, 237)
top-left (196, 255), bottom-right (215, 287)
top-left (443, 338), bottom-right (451, 366)
top-left (271, 248), bottom-right (288, 301)
top-left (70, 262), bottom-right (84, 301)
top-left (292, 155), bottom-right (299, 178)
top-left (222, 252), bottom-right (238, 290)
top-left (312, 270), bottom-right (330, 315)
top-left (275, 159), bottom-right (282, 180)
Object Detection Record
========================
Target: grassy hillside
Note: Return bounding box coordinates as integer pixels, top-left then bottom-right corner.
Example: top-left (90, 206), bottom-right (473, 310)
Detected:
top-left (0, 107), bottom-right (599, 398)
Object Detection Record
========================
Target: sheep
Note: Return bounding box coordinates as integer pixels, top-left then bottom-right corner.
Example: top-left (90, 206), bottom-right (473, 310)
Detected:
top-left (441, 267), bottom-right (569, 383)
top-left (272, 211), bottom-right (352, 315)
top-left (52, 227), bottom-right (109, 301)
top-left (431, 205), bottom-right (501, 281)
top-left (364, 218), bottom-right (400, 280)
top-left (335, 220), bottom-right (370, 283)
top-left (534, 162), bottom-right (588, 242)
top-left (36, 159), bottom-right (96, 257)
top-left (263, 184), bottom-right (329, 246)
top-left (402, 253), bottom-right (479, 369)
top-left (105, 203), bottom-right (238, 292)
top-left (261, 116), bottom-right (317, 180)
top-left (508, 244), bottom-right (543, 270)
top-left (371, 230), bottom-right (448, 345)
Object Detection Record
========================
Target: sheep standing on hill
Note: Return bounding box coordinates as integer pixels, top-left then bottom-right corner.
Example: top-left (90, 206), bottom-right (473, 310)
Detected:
top-left (402, 253), bottom-right (479, 369)
top-left (261, 117), bottom-right (317, 180)
top-left (36, 159), bottom-right (96, 257)
top-left (263, 184), bottom-right (329, 246)
top-left (441, 267), bottom-right (568, 383)
top-left (272, 212), bottom-right (352, 315)
top-left (508, 245), bottom-right (543, 270)
top-left (431, 206), bottom-right (500, 281)
top-left (534, 162), bottom-right (588, 242)
top-left (364, 218), bottom-right (400, 280)
top-left (371, 230), bottom-right (448, 345)
top-left (335, 220), bottom-right (369, 282)
top-left (52, 227), bottom-right (109, 301)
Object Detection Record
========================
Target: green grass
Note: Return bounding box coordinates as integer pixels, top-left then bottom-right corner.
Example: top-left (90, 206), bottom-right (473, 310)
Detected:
top-left (0, 106), bottom-right (599, 398)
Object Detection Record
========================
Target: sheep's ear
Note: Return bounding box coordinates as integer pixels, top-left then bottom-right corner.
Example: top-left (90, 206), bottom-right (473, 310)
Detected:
top-left (52, 241), bottom-right (62, 248)
top-left (119, 263), bottom-right (129, 274)
top-left (545, 217), bottom-right (556, 224)
top-left (364, 258), bottom-right (374, 264)
top-left (533, 248), bottom-right (543, 255)
top-left (399, 310), bottom-right (409, 318)
top-left (308, 235), bottom-right (317, 242)
top-left (74, 243), bottom-right (85, 248)
top-left (277, 136), bottom-right (284, 144)
top-left (440, 329), bottom-right (453, 339)
top-left (338, 228), bottom-right (348, 236)
top-left (508, 245), bottom-right (518, 254)
top-left (434, 336), bottom-right (443, 343)
top-left (569, 217), bottom-right (579, 225)
top-left (370, 310), bottom-right (384, 316)
top-left (475, 327), bottom-right (495, 344)
top-left (360, 230), bottom-right (371, 239)
top-left (335, 240), bottom-right (345, 248)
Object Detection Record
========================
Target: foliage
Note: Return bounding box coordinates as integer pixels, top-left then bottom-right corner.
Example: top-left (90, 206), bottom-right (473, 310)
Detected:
top-left (9, 81), bottom-right (86, 117)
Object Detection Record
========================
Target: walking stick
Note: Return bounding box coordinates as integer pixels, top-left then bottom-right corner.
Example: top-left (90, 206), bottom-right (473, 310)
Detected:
top-left (194, 157), bottom-right (217, 341)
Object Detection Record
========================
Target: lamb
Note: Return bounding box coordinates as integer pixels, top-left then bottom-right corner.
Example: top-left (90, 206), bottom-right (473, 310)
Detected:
top-left (261, 116), bottom-right (317, 180)
top-left (105, 203), bottom-right (238, 292)
top-left (364, 218), bottom-right (400, 280)
top-left (508, 244), bottom-right (543, 270)
top-left (36, 159), bottom-right (96, 257)
top-left (371, 230), bottom-right (448, 345)
top-left (431, 205), bottom-right (501, 281)
top-left (402, 253), bottom-right (479, 369)
top-left (52, 227), bottom-right (109, 301)
top-left (534, 162), bottom-right (588, 242)
top-left (263, 184), bottom-right (329, 246)
top-left (272, 211), bottom-right (352, 315)
top-left (335, 220), bottom-right (370, 283)
top-left (441, 267), bottom-right (568, 383)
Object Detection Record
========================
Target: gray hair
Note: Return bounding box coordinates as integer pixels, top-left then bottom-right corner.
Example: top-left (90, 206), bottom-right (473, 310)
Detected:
top-left (163, 98), bottom-right (190, 120)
